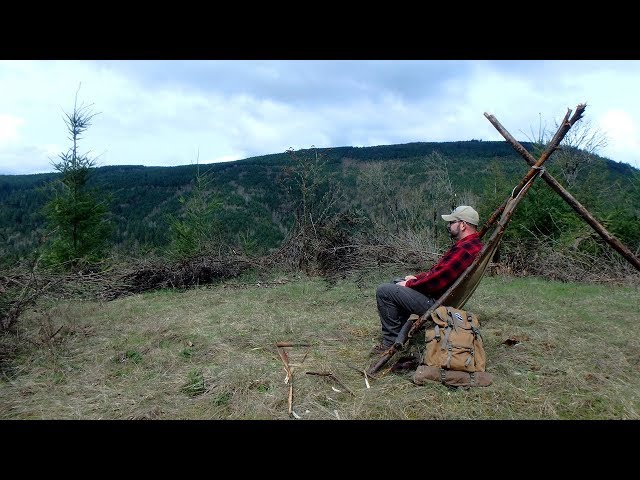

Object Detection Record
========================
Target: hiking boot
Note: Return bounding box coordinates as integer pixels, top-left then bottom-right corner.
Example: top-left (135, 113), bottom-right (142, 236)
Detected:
top-left (370, 344), bottom-right (391, 356)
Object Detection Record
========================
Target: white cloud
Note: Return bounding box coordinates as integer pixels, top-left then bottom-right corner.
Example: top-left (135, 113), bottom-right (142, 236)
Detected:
top-left (0, 114), bottom-right (24, 146)
top-left (598, 109), bottom-right (640, 161)
top-left (0, 60), bottom-right (639, 175)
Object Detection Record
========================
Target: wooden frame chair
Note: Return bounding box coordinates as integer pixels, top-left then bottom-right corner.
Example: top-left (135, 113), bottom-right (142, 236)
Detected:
top-left (367, 104), bottom-right (589, 375)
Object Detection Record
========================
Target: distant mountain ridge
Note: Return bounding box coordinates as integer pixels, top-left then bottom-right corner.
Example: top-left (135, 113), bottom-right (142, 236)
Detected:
top-left (1, 140), bottom-right (638, 265)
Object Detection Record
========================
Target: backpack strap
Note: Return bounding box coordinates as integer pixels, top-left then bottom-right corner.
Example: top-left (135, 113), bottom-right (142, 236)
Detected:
top-left (471, 325), bottom-right (482, 341)
top-left (464, 347), bottom-right (474, 368)
top-left (465, 312), bottom-right (483, 341)
top-left (441, 308), bottom-right (454, 348)
top-left (445, 343), bottom-right (453, 369)
top-left (446, 307), bottom-right (460, 332)
top-left (441, 310), bottom-right (454, 367)
top-left (441, 323), bottom-right (452, 350)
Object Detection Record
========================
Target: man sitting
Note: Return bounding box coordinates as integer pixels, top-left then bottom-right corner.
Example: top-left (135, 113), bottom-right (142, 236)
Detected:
top-left (372, 205), bottom-right (484, 354)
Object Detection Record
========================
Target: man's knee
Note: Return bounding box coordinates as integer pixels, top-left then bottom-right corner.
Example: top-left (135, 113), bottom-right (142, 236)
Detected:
top-left (376, 282), bottom-right (394, 300)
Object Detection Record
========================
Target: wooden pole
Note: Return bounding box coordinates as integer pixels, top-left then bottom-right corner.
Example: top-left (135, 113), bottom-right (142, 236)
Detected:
top-left (484, 105), bottom-right (640, 271)
top-left (367, 104), bottom-right (596, 376)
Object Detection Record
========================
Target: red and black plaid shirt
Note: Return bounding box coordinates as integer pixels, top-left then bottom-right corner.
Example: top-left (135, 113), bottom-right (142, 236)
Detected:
top-left (404, 232), bottom-right (483, 298)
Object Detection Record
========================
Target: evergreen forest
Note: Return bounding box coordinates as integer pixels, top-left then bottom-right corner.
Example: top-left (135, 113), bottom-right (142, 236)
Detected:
top-left (1, 139), bottom-right (639, 271)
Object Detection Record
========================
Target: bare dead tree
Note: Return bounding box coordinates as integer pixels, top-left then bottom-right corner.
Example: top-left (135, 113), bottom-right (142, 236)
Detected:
top-left (523, 113), bottom-right (608, 187)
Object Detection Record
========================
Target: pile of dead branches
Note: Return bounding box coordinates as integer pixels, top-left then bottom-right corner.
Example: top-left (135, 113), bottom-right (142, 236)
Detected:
top-left (1, 270), bottom-right (43, 332)
top-left (1, 253), bottom-right (255, 332)
top-left (265, 211), bottom-right (440, 283)
top-left (500, 239), bottom-right (640, 284)
top-left (97, 254), bottom-right (255, 301)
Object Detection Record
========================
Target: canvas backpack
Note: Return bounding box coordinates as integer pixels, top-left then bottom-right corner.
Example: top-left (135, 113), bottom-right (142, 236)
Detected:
top-left (413, 305), bottom-right (493, 388)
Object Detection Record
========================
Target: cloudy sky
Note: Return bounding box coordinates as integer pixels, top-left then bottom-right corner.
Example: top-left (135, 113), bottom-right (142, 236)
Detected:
top-left (0, 60), bottom-right (639, 175)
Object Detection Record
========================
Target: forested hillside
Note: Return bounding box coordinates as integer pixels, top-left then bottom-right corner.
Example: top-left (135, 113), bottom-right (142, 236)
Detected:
top-left (1, 140), bottom-right (639, 270)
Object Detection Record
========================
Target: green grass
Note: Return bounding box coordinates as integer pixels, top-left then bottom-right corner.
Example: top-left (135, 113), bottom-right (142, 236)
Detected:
top-left (0, 272), bottom-right (638, 420)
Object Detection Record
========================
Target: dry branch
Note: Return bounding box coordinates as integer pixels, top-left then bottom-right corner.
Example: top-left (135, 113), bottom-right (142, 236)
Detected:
top-left (305, 371), bottom-right (355, 396)
top-left (346, 363), bottom-right (380, 381)
top-left (485, 106), bottom-right (640, 271)
top-left (288, 383), bottom-right (293, 415)
top-left (276, 343), bottom-right (296, 416)
top-left (276, 345), bottom-right (293, 383)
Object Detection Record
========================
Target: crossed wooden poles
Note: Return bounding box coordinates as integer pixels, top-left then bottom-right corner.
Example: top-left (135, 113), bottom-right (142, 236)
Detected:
top-left (367, 103), bottom-right (640, 376)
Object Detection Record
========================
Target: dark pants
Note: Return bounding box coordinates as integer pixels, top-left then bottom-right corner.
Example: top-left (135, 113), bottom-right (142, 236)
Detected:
top-left (376, 282), bottom-right (435, 348)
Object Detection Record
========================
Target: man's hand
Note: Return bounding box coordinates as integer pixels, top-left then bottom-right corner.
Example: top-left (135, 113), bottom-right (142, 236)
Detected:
top-left (398, 275), bottom-right (416, 287)
top-left (394, 275), bottom-right (416, 287)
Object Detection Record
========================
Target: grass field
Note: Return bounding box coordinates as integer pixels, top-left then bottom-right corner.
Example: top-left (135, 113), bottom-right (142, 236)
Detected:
top-left (1, 271), bottom-right (639, 420)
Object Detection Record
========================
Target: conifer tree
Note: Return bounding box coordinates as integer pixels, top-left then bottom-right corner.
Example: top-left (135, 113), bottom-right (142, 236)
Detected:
top-left (165, 162), bottom-right (222, 261)
top-left (42, 85), bottom-right (111, 270)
